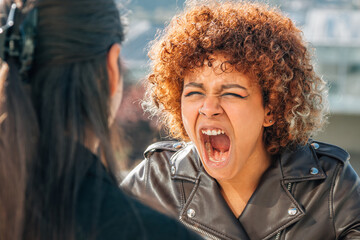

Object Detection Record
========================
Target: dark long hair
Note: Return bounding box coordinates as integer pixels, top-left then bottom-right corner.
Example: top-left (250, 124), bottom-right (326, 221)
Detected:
top-left (0, 0), bottom-right (124, 239)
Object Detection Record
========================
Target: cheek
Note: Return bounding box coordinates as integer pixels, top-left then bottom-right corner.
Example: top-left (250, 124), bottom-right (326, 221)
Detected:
top-left (181, 97), bottom-right (197, 138)
top-left (227, 105), bottom-right (265, 136)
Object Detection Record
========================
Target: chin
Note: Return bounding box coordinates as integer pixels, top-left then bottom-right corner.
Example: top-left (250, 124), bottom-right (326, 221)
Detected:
top-left (202, 163), bottom-right (237, 181)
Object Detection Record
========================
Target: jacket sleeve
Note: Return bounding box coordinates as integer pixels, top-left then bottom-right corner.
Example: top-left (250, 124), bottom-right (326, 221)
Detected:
top-left (120, 159), bottom-right (149, 201)
top-left (120, 149), bottom-right (182, 218)
top-left (333, 160), bottom-right (360, 239)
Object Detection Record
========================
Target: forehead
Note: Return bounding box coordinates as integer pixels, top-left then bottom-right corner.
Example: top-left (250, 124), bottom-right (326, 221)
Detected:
top-left (183, 55), bottom-right (254, 87)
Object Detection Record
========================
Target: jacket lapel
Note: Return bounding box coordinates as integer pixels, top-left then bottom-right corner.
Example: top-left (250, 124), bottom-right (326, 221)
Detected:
top-left (171, 144), bottom-right (249, 240)
top-left (239, 144), bottom-right (326, 240)
top-left (180, 170), bottom-right (250, 240)
top-left (280, 144), bottom-right (326, 183)
top-left (171, 143), bottom-right (326, 240)
top-left (239, 159), bottom-right (305, 240)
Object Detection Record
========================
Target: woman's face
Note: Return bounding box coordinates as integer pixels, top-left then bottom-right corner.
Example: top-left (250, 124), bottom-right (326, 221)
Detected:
top-left (181, 55), bottom-right (272, 181)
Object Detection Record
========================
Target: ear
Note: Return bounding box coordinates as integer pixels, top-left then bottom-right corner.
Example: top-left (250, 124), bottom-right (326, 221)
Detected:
top-left (263, 106), bottom-right (274, 127)
top-left (107, 43), bottom-right (121, 97)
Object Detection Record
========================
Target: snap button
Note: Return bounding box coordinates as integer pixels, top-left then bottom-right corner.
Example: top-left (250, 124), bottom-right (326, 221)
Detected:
top-left (173, 142), bottom-right (183, 149)
top-left (310, 167), bottom-right (319, 175)
top-left (311, 142), bottom-right (319, 149)
top-left (171, 166), bottom-right (176, 175)
top-left (187, 208), bottom-right (196, 218)
top-left (288, 207), bottom-right (297, 216)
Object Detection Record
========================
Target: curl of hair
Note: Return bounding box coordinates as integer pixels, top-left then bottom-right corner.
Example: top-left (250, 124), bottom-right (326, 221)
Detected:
top-left (144, 0), bottom-right (328, 154)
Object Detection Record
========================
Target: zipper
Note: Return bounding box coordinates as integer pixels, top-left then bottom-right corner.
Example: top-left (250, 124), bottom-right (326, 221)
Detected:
top-left (287, 182), bottom-right (292, 192)
top-left (275, 231), bottom-right (281, 240)
top-left (179, 216), bottom-right (222, 240)
top-left (274, 183), bottom-right (293, 240)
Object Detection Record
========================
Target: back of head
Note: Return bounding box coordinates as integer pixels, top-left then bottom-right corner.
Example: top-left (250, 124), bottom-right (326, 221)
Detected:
top-left (0, 0), bottom-right (124, 239)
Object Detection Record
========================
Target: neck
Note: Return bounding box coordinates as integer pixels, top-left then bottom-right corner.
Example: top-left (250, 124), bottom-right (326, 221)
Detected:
top-left (217, 150), bottom-right (272, 218)
top-left (84, 128), bottom-right (100, 155)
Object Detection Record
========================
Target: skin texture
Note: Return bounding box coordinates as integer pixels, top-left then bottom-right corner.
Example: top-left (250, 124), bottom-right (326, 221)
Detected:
top-left (181, 54), bottom-right (273, 216)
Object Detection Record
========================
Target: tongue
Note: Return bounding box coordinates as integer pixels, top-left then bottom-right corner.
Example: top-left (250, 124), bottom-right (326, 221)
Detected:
top-left (210, 134), bottom-right (230, 152)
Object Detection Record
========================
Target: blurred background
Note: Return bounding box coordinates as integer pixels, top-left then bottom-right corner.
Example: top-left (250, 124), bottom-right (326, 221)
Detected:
top-left (117, 0), bottom-right (360, 173)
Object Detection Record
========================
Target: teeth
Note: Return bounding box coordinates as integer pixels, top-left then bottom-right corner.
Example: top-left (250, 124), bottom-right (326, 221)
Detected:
top-left (201, 129), bottom-right (225, 136)
top-left (209, 157), bottom-right (226, 163)
top-left (209, 150), bottom-right (228, 163)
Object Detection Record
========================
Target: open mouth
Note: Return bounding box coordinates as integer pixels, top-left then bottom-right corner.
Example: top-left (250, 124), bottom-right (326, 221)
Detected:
top-left (201, 128), bottom-right (231, 166)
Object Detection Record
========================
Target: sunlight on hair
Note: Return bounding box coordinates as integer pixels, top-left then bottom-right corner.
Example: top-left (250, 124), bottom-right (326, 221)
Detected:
top-left (0, 63), bottom-right (9, 123)
top-left (0, 113), bottom-right (7, 124)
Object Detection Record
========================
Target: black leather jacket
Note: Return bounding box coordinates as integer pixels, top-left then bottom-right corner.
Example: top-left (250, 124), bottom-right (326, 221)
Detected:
top-left (121, 140), bottom-right (360, 240)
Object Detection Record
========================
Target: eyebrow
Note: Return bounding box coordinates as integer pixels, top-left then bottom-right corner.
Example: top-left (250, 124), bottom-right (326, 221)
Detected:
top-left (184, 82), bottom-right (247, 91)
top-left (221, 84), bottom-right (247, 91)
top-left (184, 82), bottom-right (204, 89)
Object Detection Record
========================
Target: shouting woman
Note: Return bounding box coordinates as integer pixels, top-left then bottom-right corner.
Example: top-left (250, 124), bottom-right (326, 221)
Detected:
top-left (0, 0), bottom-right (202, 239)
top-left (121, 1), bottom-right (360, 239)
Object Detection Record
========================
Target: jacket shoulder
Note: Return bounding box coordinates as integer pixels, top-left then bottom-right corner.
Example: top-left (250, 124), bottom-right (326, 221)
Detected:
top-left (144, 141), bottom-right (186, 158)
top-left (310, 140), bottom-right (350, 164)
top-left (143, 141), bottom-right (200, 183)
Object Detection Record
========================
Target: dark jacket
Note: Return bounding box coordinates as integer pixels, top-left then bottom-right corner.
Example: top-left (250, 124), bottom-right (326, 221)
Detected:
top-left (75, 144), bottom-right (202, 240)
top-left (121, 140), bottom-right (360, 240)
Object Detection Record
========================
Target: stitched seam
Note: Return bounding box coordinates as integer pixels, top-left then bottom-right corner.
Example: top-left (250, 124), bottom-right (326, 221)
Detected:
top-left (144, 141), bottom-right (181, 159)
top-left (179, 174), bottom-right (201, 215)
top-left (183, 218), bottom-right (233, 240)
top-left (263, 215), bottom-right (302, 240)
top-left (330, 162), bottom-right (342, 239)
top-left (262, 181), bottom-right (304, 240)
top-left (316, 141), bottom-right (349, 158)
top-left (146, 141), bottom-right (177, 150)
top-left (284, 175), bottom-right (326, 181)
top-left (145, 157), bottom-right (151, 189)
top-left (179, 180), bottom-right (186, 208)
top-left (262, 216), bottom-right (303, 240)
top-left (279, 156), bottom-right (285, 179)
top-left (171, 174), bottom-right (197, 182)
top-left (329, 163), bottom-right (341, 218)
top-left (284, 147), bottom-right (327, 182)
top-left (170, 146), bottom-right (185, 164)
top-left (292, 183), bottom-right (297, 197)
top-left (179, 173), bottom-right (234, 240)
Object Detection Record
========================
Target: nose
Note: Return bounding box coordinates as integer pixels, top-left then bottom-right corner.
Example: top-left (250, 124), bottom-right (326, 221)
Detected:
top-left (199, 96), bottom-right (223, 118)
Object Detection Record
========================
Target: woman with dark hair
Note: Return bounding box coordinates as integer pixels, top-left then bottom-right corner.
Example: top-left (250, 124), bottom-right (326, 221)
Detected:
top-left (0, 0), bottom-right (202, 239)
top-left (121, 1), bottom-right (360, 239)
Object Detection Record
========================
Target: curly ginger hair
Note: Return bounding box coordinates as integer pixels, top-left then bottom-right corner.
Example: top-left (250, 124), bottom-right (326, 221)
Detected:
top-left (144, 0), bottom-right (328, 154)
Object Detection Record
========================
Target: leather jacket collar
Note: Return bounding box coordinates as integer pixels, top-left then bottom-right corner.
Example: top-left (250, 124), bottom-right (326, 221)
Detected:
top-left (169, 142), bottom-right (333, 240)
top-left (170, 142), bottom-right (330, 182)
top-left (124, 140), bottom-right (355, 240)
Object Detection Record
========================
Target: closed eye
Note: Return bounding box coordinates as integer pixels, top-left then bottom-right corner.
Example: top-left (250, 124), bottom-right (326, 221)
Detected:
top-left (184, 91), bottom-right (204, 97)
top-left (222, 93), bottom-right (248, 99)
